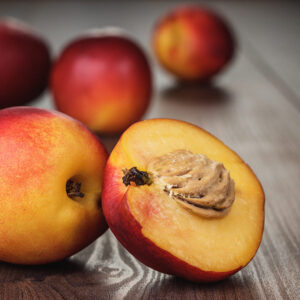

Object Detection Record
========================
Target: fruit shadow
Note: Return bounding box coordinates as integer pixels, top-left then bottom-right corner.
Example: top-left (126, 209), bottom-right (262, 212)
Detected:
top-left (150, 271), bottom-right (255, 297)
top-left (161, 80), bottom-right (231, 106)
top-left (0, 241), bottom-right (100, 284)
top-left (0, 259), bottom-right (87, 283)
top-left (97, 133), bottom-right (122, 154)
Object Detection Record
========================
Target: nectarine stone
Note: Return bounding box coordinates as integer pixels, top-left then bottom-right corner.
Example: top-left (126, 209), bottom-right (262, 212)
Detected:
top-left (102, 119), bottom-right (265, 282)
top-left (147, 149), bottom-right (235, 218)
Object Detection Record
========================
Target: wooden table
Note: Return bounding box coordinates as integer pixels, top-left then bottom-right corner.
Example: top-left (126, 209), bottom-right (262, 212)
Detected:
top-left (0, 1), bottom-right (299, 299)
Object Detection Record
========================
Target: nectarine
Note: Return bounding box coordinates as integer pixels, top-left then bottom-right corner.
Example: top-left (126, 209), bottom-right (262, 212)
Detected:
top-left (51, 32), bottom-right (152, 134)
top-left (0, 19), bottom-right (51, 107)
top-left (153, 6), bottom-right (235, 81)
top-left (0, 107), bottom-right (107, 264)
top-left (102, 119), bottom-right (264, 282)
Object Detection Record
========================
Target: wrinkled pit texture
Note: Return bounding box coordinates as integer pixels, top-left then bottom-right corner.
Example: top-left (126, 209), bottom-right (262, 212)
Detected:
top-left (147, 150), bottom-right (235, 218)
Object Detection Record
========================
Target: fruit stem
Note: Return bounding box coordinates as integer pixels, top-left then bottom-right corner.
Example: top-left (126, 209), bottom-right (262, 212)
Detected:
top-left (122, 167), bottom-right (152, 186)
top-left (66, 179), bottom-right (84, 198)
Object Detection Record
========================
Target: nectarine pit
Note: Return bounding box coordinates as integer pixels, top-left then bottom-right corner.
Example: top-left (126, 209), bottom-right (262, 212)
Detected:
top-left (66, 179), bottom-right (84, 199)
top-left (122, 150), bottom-right (235, 218)
top-left (148, 150), bottom-right (235, 218)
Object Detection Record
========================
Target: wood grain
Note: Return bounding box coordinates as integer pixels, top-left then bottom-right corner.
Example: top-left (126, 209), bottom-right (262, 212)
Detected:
top-left (0, 1), bottom-right (299, 299)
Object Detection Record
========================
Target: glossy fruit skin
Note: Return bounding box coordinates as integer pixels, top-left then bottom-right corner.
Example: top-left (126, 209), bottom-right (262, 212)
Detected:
top-left (51, 34), bottom-right (152, 134)
top-left (0, 20), bottom-right (51, 108)
top-left (153, 6), bottom-right (235, 81)
top-left (0, 107), bottom-right (108, 264)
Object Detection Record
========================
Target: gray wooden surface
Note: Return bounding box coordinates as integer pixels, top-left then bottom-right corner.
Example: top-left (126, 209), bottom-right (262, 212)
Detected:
top-left (0, 1), bottom-right (299, 299)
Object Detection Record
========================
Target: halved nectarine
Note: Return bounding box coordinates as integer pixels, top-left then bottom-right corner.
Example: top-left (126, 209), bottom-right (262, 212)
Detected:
top-left (102, 119), bottom-right (264, 282)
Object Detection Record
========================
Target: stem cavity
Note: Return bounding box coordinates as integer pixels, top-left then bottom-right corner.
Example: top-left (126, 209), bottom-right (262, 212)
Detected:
top-left (66, 179), bottom-right (85, 198)
top-left (122, 167), bottom-right (152, 187)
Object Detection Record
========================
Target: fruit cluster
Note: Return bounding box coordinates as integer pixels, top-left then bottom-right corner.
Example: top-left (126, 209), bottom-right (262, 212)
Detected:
top-left (0, 6), bottom-right (235, 134)
top-left (0, 6), bottom-right (264, 283)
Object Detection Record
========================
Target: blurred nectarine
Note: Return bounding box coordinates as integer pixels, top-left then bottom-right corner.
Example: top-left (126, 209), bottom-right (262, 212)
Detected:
top-left (51, 32), bottom-right (152, 134)
top-left (153, 6), bottom-right (235, 81)
top-left (0, 19), bottom-right (51, 107)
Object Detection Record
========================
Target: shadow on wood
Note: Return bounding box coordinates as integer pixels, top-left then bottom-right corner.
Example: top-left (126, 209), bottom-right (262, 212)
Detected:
top-left (145, 270), bottom-right (256, 299)
top-left (161, 81), bottom-right (231, 106)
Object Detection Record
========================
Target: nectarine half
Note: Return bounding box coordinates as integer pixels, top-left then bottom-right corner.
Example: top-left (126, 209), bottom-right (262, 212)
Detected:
top-left (102, 119), bottom-right (264, 282)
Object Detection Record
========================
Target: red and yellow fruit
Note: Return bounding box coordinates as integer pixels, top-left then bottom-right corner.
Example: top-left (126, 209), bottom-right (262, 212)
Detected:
top-left (51, 33), bottom-right (152, 134)
top-left (0, 107), bottom-right (108, 264)
top-left (153, 6), bottom-right (235, 81)
top-left (102, 119), bottom-right (264, 282)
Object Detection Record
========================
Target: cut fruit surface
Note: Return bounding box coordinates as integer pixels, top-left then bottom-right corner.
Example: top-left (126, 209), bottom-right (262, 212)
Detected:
top-left (103, 119), bottom-right (264, 282)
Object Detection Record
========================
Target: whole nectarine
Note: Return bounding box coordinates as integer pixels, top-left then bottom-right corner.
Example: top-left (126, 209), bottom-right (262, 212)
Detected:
top-left (51, 32), bottom-right (152, 134)
top-left (0, 19), bottom-right (51, 107)
top-left (0, 107), bottom-right (107, 264)
top-left (153, 6), bottom-right (235, 81)
top-left (102, 119), bottom-right (264, 282)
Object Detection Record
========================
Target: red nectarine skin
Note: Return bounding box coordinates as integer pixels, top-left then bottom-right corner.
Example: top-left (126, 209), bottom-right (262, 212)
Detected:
top-left (153, 6), bottom-right (235, 80)
top-left (0, 108), bottom-right (106, 187)
top-left (0, 107), bottom-right (108, 264)
top-left (103, 162), bottom-right (240, 282)
top-left (51, 35), bottom-right (152, 134)
top-left (0, 21), bottom-right (51, 107)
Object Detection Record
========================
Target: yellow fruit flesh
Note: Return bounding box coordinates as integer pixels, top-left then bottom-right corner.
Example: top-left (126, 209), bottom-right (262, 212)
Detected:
top-left (110, 119), bottom-right (264, 272)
